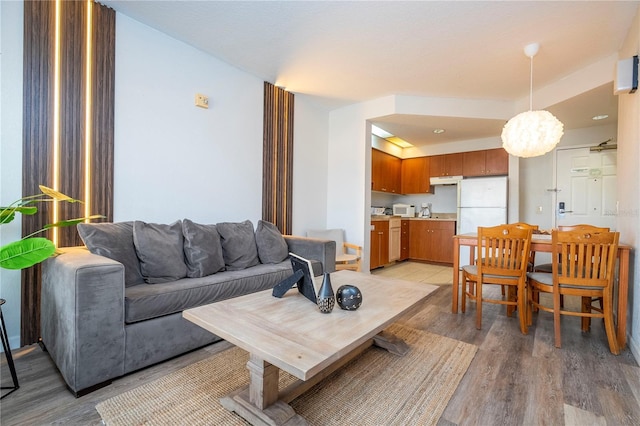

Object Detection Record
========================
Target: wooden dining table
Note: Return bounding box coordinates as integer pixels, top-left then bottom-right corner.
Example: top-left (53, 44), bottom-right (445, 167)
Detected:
top-left (452, 233), bottom-right (632, 348)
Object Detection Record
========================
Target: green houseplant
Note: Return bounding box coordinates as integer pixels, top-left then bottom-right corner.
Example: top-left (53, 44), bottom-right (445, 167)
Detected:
top-left (0, 185), bottom-right (103, 270)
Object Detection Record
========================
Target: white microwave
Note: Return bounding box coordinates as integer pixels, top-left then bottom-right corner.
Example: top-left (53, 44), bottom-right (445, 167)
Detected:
top-left (392, 204), bottom-right (415, 217)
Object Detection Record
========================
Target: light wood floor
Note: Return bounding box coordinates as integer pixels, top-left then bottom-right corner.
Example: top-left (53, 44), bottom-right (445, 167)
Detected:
top-left (1, 261), bottom-right (638, 425)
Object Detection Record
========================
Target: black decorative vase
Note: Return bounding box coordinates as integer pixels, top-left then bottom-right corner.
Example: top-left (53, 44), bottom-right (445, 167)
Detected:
top-left (336, 285), bottom-right (363, 310)
top-left (317, 273), bottom-right (335, 313)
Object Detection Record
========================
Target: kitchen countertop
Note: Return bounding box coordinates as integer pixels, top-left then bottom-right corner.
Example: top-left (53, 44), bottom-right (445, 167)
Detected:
top-left (371, 214), bottom-right (456, 222)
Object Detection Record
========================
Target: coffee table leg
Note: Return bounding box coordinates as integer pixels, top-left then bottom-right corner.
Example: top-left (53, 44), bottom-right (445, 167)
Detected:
top-left (247, 354), bottom-right (279, 409)
top-left (220, 354), bottom-right (308, 425)
top-left (373, 330), bottom-right (410, 356)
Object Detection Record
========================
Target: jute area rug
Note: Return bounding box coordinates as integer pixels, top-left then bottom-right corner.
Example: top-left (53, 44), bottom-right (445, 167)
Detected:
top-left (96, 323), bottom-right (477, 426)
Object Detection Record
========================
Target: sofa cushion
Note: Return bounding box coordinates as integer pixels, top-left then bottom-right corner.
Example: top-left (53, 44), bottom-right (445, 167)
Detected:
top-left (217, 220), bottom-right (260, 271)
top-left (124, 261), bottom-right (293, 323)
top-left (255, 220), bottom-right (288, 264)
top-left (133, 221), bottom-right (188, 284)
top-left (77, 222), bottom-right (145, 286)
top-left (182, 219), bottom-right (225, 278)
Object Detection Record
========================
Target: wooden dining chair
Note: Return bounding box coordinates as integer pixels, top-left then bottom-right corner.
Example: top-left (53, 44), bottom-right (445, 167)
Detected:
top-left (461, 224), bottom-right (533, 334)
top-left (306, 229), bottom-right (362, 272)
top-left (532, 224), bottom-right (610, 310)
top-left (527, 228), bottom-right (620, 354)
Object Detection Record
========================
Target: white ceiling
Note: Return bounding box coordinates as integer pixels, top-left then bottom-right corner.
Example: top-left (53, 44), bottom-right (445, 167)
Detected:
top-left (102, 0), bottom-right (638, 147)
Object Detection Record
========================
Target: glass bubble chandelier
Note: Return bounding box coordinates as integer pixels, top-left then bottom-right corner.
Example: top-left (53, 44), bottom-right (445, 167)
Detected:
top-left (502, 43), bottom-right (564, 158)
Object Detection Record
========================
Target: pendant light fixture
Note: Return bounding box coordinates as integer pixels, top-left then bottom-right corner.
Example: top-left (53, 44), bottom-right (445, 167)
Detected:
top-left (501, 43), bottom-right (564, 158)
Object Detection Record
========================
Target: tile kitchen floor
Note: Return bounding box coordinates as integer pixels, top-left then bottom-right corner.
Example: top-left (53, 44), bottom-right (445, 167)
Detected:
top-left (372, 261), bottom-right (453, 285)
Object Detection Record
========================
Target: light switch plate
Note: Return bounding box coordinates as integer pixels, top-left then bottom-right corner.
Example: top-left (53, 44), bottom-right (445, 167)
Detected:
top-left (195, 93), bottom-right (209, 109)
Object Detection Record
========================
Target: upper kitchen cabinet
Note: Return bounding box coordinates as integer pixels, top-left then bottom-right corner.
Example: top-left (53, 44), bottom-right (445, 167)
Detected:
top-left (429, 153), bottom-right (463, 177)
top-left (401, 157), bottom-right (431, 194)
top-left (372, 149), bottom-right (401, 193)
top-left (462, 148), bottom-right (509, 177)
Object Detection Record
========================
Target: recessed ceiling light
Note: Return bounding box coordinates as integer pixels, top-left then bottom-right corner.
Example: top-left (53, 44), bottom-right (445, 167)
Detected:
top-left (433, 129), bottom-right (445, 134)
top-left (592, 114), bottom-right (609, 121)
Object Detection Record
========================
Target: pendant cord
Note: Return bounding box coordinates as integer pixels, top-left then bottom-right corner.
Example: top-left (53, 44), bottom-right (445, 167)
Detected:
top-left (529, 55), bottom-right (534, 111)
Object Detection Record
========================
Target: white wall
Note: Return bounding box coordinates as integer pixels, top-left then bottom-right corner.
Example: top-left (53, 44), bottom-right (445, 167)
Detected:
top-left (114, 14), bottom-right (265, 224)
top-left (0, 0), bottom-right (24, 350)
top-left (115, 14), bottom-right (331, 231)
top-left (616, 8), bottom-right (640, 361)
top-left (291, 95), bottom-right (330, 235)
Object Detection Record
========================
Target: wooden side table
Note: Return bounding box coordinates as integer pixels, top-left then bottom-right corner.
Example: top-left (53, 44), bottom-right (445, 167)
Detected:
top-left (1, 299), bottom-right (19, 398)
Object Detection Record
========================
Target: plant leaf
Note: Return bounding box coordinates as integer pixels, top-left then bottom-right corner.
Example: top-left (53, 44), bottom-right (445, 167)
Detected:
top-left (0, 210), bottom-right (16, 224)
top-left (38, 185), bottom-right (82, 204)
top-left (0, 238), bottom-right (56, 270)
top-left (42, 215), bottom-right (106, 229)
top-left (1, 205), bottom-right (38, 216)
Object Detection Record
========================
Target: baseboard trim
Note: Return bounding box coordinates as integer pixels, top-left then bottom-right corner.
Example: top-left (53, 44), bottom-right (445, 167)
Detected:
top-left (627, 333), bottom-right (640, 364)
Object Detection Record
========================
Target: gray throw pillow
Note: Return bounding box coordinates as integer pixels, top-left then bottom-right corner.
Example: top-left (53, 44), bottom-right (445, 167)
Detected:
top-left (255, 220), bottom-right (288, 264)
top-left (77, 222), bottom-right (145, 287)
top-left (182, 219), bottom-right (225, 278)
top-left (217, 220), bottom-right (260, 271)
top-left (133, 220), bottom-right (188, 284)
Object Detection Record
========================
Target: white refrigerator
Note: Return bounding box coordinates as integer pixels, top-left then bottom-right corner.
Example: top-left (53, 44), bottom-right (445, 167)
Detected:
top-left (457, 176), bottom-right (508, 261)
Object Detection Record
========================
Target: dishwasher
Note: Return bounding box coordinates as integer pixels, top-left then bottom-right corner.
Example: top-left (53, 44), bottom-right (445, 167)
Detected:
top-left (388, 218), bottom-right (402, 262)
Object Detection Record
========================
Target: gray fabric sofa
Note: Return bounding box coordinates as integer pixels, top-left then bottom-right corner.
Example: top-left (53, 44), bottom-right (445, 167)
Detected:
top-left (40, 219), bottom-right (335, 397)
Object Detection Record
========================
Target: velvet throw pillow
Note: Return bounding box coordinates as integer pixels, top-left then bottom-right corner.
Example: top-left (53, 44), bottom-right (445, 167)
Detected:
top-left (133, 220), bottom-right (188, 284)
top-left (216, 220), bottom-right (260, 271)
top-left (255, 220), bottom-right (288, 264)
top-left (182, 219), bottom-right (226, 278)
top-left (77, 222), bottom-right (146, 287)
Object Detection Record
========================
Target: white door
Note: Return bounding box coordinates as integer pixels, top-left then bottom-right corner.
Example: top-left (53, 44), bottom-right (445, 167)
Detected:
top-left (555, 147), bottom-right (617, 230)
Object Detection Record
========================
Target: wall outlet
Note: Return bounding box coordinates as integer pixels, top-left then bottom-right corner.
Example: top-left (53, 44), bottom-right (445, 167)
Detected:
top-left (195, 93), bottom-right (209, 109)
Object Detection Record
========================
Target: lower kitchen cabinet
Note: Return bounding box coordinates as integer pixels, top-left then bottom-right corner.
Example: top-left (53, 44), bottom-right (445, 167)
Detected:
top-left (388, 218), bottom-right (402, 262)
top-left (408, 220), bottom-right (455, 264)
top-left (370, 220), bottom-right (389, 269)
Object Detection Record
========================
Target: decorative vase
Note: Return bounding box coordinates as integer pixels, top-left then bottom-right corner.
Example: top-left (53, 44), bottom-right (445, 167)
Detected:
top-left (317, 273), bottom-right (335, 313)
top-left (336, 285), bottom-right (363, 310)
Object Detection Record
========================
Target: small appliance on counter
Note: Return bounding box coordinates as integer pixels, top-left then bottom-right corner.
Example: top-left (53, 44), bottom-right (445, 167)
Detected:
top-left (419, 203), bottom-right (432, 218)
top-left (371, 206), bottom-right (386, 215)
top-left (392, 203), bottom-right (415, 217)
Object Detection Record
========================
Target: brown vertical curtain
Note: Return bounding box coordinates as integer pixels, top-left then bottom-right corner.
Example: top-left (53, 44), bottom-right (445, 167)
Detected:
top-left (21, 0), bottom-right (115, 345)
top-left (262, 82), bottom-right (294, 234)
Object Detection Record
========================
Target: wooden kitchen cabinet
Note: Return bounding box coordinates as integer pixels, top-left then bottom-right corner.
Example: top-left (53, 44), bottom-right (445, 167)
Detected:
top-left (485, 148), bottom-right (509, 175)
top-left (462, 148), bottom-right (509, 177)
top-left (371, 149), bottom-right (401, 193)
top-left (401, 157), bottom-right (431, 194)
top-left (370, 220), bottom-right (389, 269)
top-left (429, 153), bottom-right (463, 177)
top-left (408, 221), bottom-right (430, 261)
top-left (428, 221), bottom-right (456, 263)
top-left (400, 219), bottom-right (410, 261)
top-left (389, 221), bottom-right (401, 262)
top-left (408, 220), bottom-right (455, 264)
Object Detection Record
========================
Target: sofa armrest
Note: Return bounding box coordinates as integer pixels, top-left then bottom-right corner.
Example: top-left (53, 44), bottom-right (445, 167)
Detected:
top-left (41, 247), bottom-right (126, 395)
top-left (284, 235), bottom-right (336, 274)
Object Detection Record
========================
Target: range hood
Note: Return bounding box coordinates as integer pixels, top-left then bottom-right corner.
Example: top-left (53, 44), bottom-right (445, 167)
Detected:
top-left (430, 175), bottom-right (463, 185)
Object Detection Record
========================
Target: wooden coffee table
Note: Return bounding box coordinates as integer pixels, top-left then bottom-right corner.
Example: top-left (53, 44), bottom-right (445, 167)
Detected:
top-left (183, 270), bottom-right (437, 425)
